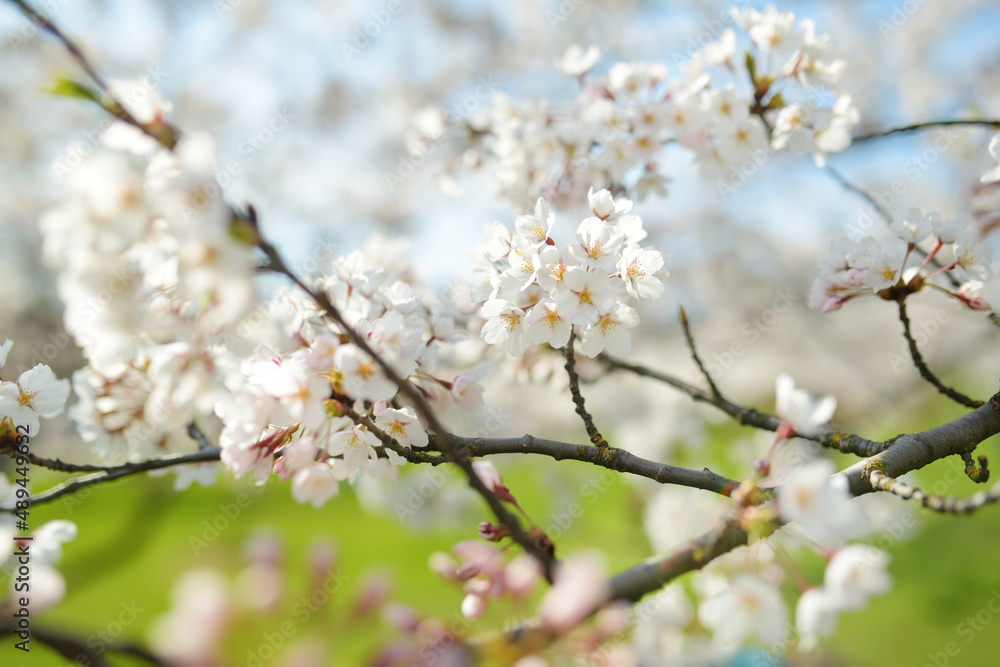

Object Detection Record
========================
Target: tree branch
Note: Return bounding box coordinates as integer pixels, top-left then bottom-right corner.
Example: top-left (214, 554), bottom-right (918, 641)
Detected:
top-left (897, 299), bottom-right (983, 409)
top-left (453, 435), bottom-right (742, 497)
top-left (853, 119), bottom-right (1000, 142)
top-left (0, 623), bottom-right (165, 666)
top-left (866, 466), bottom-right (1000, 514)
top-left (562, 332), bottom-right (609, 448)
top-left (605, 389), bottom-right (1000, 605)
top-left (0, 448), bottom-right (222, 511)
top-left (678, 306), bottom-right (723, 399)
top-left (600, 354), bottom-right (888, 457)
top-left (7, 0), bottom-right (178, 149)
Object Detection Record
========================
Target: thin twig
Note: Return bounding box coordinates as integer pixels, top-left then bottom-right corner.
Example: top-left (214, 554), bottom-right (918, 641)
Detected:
top-left (867, 467), bottom-right (1000, 514)
top-left (897, 299), bottom-right (983, 409)
top-left (562, 331), bottom-right (609, 448)
top-left (853, 119), bottom-right (1000, 142)
top-left (188, 422), bottom-right (213, 450)
top-left (0, 448), bottom-right (222, 511)
top-left (678, 306), bottom-right (723, 399)
top-left (600, 354), bottom-right (889, 457)
top-left (453, 434), bottom-right (743, 497)
top-left (7, 0), bottom-right (178, 149)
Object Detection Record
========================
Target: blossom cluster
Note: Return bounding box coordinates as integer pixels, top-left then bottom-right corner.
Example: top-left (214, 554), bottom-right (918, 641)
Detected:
top-left (416, 4), bottom-right (856, 210)
top-left (474, 190), bottom-right (666, 358)
top-left (810, 208), bottom-right (995, 313)
top-left (37, 81), bottom-right (484, 506)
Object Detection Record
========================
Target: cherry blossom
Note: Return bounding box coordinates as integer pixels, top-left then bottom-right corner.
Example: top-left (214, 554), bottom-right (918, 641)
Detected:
top-left (795, 587), bottom-right (839, 651)
top-left (291, 462), bottom-right (342, 508)
top-left (954, 230), bottom-right (994, 282)
top-left (579, 304), bottom-right (640, 358)
top-left (480, 299), bottom-right (528, 356)
top-left (774, 373), bottom-right (836, 436)
top-left (777, 459), bottom-right (866, 548)
top-left (698, 574), bottom-right (787, 647)
top-left (0, 363), bottom-right (71, 435)
top-left (980, 134), bottom-right (1000, 184)
top-left (617, 244), bottom-right (666, 299)
top-left (555, 45), bottom-right (601, 77)
top-left (555, 268), bottom-right (617, 325)
top-left (538, 552), bottom-right (611, 635)
top-left (374, 405), bottom-right (429, 448)
top-left (824, 545), bottom-right (891, 611)
top-left (523, 301), bottom-right (573, 348)
top-left (327, 425), bottom-right (380, 477)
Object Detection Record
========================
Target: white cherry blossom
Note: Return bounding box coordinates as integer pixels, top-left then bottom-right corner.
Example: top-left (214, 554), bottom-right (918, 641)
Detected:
top-left (0, 363), bottom-right (71, 435)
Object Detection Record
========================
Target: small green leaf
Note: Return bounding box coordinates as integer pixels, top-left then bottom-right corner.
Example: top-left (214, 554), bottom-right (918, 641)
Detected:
top-left (744, 51), bottom-right (756, 83)
top-left (766, 92), bottom-right (785, 110)
top-left (46, 75), bottom-right (101, 103)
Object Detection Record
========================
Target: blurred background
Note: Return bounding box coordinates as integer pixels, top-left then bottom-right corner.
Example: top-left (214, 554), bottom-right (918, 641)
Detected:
top-left (1, 0), bottom-right (1000, 664)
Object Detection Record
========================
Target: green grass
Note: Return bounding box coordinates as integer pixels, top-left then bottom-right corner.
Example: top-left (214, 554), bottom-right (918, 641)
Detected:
top-left (4, 420), bottom-right (1000, 666)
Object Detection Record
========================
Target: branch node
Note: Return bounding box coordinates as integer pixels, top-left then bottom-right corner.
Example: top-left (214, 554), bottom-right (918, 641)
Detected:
top-left (962, 452), bottom-right (990, 484)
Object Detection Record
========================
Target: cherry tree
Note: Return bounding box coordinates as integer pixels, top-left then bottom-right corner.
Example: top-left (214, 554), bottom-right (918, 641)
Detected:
top-left (2, 0), bottom-right (1000, 665)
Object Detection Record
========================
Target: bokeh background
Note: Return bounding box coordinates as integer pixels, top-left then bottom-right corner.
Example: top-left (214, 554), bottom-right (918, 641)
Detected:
top-left (2, 0), bottom-right (1000, 664)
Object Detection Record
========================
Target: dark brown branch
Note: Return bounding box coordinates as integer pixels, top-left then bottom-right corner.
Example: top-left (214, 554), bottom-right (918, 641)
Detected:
top-left (853, 119), bottom-right (1000, 142)
top-left (453, 435), bottom-right (742, 497)
top-left (609, 518), bottom-right (749, 602)
top-left (606, 390), bottom-right (1000, 605)
top-left (562, 332), bottom-right (609, 448)
top-left (678, 305), bottom-right (723, 399)
top-left (188, 422), bottom-right (213, 450)
top-left (897, 299), bottom-right (983, 409)
top-left (0, 623), bottom-right (165, 666)
top-left (840, 392), bottom-right (1000, 496)
top-left (600, 354), bottom-right (888, 457)
top-left (0, 448), bottom-right (222, 511)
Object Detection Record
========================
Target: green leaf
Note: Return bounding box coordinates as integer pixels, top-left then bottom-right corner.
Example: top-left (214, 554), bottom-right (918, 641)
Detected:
top-left (744, 51), bottom-right (756, 83)
top-left (46, 75), bottom-right (101, 104)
